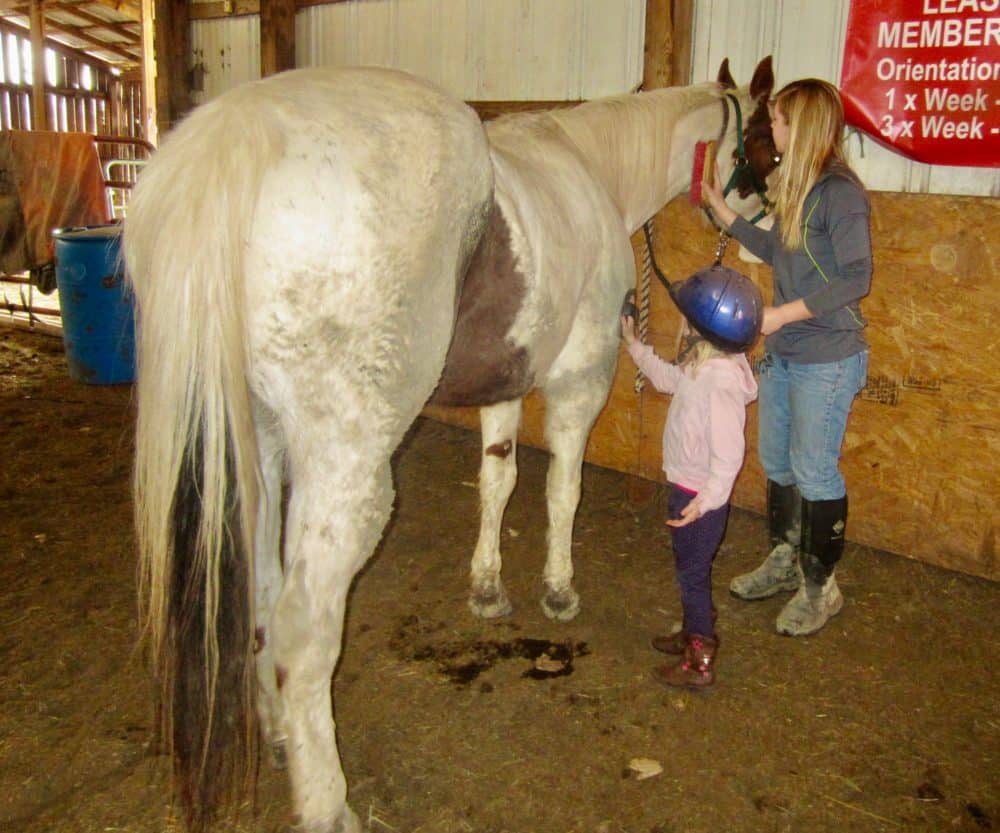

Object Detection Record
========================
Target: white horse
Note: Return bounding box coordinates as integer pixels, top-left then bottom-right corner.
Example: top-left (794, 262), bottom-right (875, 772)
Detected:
top-left (125, 57), bottom-right (774, 833)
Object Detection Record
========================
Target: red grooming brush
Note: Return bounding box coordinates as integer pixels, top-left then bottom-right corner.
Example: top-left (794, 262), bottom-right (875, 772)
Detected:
top-left (689, 140), bottom-right (717, 206)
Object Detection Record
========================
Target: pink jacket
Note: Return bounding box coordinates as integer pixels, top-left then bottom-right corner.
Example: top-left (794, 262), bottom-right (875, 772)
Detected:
top-left (628, 343), bottom-right (758, 515)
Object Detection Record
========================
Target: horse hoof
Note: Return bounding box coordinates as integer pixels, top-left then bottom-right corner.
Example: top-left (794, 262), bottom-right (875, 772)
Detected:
top-left (541, 586), bottom-right (580, 622)
top-left (334, 805), bottom-right (362, 833)
top-left (291, 805), bottom-right (361, 833)
top-left (468, 584), bottom-right (513, 619)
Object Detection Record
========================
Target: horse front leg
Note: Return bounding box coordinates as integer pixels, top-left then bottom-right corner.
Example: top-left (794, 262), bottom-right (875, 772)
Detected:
top-left (468, 398), bottom-right (522, 618)
top-left (270, 456), bottom-right (392, 833)
top-left (540, 376), bottom-right (610, 622)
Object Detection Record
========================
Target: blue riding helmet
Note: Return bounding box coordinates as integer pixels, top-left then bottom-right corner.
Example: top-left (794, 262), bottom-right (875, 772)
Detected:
top-left (669, 264), bottom-right (763, 353)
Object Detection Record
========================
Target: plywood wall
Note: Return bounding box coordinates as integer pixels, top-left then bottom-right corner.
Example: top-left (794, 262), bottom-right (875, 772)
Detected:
top-left (425, 191), bottom-right (999, 582)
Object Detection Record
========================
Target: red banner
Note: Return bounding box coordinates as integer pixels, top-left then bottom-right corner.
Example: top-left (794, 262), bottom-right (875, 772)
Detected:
top-left (839, 0), bottom-right (1000, 167)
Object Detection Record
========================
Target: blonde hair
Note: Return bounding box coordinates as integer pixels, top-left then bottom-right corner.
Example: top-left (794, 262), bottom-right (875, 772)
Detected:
top-left (678, 321), bottom-right (727, 375)
top-left (770, 79), bottom-right (855, 250)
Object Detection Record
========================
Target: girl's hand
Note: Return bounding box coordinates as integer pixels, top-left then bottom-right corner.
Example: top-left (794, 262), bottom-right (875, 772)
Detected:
top-left (620, 315), bottom-right (638, 346)
top-left (666, 500), bottom-right (702, 528)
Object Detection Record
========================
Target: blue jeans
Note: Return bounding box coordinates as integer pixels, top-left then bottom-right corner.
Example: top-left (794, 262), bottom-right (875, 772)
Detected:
top-left (757, 351), bottom-right (868, 501)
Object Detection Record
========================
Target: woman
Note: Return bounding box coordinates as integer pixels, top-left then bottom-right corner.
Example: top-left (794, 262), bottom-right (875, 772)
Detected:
top-left (701, 78), bottom-right (872, 636)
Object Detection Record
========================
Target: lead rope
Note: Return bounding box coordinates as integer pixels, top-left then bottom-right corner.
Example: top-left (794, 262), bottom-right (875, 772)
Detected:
top-left (634, 218), bottom-right (654, 393)
top-left (635, 92), bottom-right (768, 391)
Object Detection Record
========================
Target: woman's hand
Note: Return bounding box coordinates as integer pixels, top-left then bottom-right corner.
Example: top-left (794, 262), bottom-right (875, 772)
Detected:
top-left (620, 315), bottom-right (638, 346)
top-left (761, 306), bottom-right (782, 335)
top-left (761, 298), bottom-right (813, 335)
top-left (701, 164), bottom-right (737, 229)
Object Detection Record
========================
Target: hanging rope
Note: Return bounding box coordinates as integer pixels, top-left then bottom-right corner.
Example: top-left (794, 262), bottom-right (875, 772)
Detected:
top-left (634, 218), bottom-right (655, 393)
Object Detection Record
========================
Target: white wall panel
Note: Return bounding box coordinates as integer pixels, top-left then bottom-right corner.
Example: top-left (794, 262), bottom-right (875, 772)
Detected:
top-left (691, 0), bottom-right (998, 196)
top-left (190, 17), bottom-right (261, 105)
top-left (291, 0), bottom-right (644, 100)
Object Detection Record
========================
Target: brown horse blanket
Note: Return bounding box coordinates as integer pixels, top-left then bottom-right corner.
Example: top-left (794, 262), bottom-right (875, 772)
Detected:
top-left (0, 130), bottom-right (108, 281)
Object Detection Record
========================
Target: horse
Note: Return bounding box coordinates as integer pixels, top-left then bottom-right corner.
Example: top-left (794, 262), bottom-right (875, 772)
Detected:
top-left (124, 56), bottom-right (775, 833)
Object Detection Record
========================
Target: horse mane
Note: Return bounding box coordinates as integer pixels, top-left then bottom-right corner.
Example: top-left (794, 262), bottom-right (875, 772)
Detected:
top-left (543, 82), bottom-right (727, 232)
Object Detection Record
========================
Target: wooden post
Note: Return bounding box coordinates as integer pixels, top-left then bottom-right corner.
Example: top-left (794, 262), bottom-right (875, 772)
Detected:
top-left (153, 0), bottom-right (190, 136)
top-left (669, 0), bottom-right (694, 86)
top-left (28, 0), bottom-right (48, 130)
top-left (643, 0), bottom-right (673, 90)
top-left (140, 0), bottom-right (158, 144)
top-left (261, 0), bottom-right (297, 78)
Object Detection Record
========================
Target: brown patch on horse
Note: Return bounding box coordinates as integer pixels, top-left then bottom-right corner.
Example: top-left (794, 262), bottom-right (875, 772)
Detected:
top-left (254, 626), bottom-right (266, 653)
top-left (486, 440), bottom-right (512, 458)
top-left (275, 665), bottom-right (287, 691)
top-left (730, 56), bottom-right (778, 199)
top-left (429, 200), bottom-right (533, 407)
top-left (736, 96), bottom-right (779, 198)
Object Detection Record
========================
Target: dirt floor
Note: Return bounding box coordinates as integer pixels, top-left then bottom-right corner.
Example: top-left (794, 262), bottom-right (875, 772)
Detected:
top-left (1, 325), bottom-right (997, 833)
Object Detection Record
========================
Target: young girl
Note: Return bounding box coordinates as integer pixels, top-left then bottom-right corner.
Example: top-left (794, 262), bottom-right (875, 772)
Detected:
top-left (621, 265), bottom-right (760, 688)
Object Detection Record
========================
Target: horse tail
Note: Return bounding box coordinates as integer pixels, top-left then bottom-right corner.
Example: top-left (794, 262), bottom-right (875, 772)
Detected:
top-left (124, 88), bottom-right (281, 831)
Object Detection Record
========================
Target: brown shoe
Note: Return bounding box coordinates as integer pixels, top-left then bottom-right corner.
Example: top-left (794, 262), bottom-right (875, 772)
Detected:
top-left (650, 608), bottom-right (717, 655)
top-left (653, 634), bottom-right (718, 689)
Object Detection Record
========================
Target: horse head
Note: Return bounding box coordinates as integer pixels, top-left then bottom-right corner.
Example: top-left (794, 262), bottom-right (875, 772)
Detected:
top-left (716, 56), bottom-right (777, 216)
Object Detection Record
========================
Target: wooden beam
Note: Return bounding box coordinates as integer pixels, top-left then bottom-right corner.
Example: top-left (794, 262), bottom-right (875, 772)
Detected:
top-left (188, 0), bottom-right (259, 20)
top-left (140, 0), bottom-right (156, 144)
top-left (28, 0), bottom-right (47, 129)
top-left (643, 0), bottom-right (672, 90)
top-left (260, 0), bottom-right (295, 78)
top-left (669, 0), bottom-right (693, 86)
top-left (86, 0), bottom-right (140, 22)
top-left (46, 2), bottom-right (142, 42)
top-left (0, 0), bottom-right (141, 23)
top-left (40, 17), bottom-right (140, 62)
top-left (190, 0), bottom-right (355, 20)
top-left (153, 0), bottom-right (189, 133)
top-left (468, 100), bottom-right (577, 122)
top-left (0, 16), bottom-right (130, 70)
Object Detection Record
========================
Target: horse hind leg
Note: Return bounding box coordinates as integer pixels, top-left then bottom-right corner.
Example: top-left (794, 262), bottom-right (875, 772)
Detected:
top-left (269, 447), bottom-right (393, 833)
top-left (468, 398), bottom-right (522, 618)
top-left (250, 398), bottom-right (289, 770)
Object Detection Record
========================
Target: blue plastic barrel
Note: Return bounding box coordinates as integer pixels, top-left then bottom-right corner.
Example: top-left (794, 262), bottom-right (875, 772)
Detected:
top-left (52, 224), bottom-right (135, 384)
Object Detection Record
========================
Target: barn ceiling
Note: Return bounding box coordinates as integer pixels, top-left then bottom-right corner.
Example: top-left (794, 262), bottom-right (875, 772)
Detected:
top-left (0, 0), bottom-right (142, 71)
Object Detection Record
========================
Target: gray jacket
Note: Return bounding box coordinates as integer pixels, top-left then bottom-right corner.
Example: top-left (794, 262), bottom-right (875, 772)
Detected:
top-left (730, 163), bottom-right (872, 363)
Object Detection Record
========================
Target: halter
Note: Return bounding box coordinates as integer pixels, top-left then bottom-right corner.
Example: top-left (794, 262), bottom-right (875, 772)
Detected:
top-left (720, 93), bottom-right (771, 218)
top-left (703, 92), bottom-right (772, 263)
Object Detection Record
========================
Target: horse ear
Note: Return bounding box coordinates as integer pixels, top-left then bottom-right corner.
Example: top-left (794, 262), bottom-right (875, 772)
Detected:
top-left (716, 58), bottom-right (736, 89)
top-left (749, 55), bottom-right (774, 101)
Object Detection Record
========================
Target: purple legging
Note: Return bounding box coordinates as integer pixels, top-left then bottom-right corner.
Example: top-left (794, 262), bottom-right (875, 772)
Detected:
top-left (667, 484), bottom-right (730, 638)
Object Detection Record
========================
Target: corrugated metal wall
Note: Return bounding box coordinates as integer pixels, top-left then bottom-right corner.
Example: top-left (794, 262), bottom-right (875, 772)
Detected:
top-left (295, 0), bottom-right (644, 99)
top-left (188, 0), bottom-right (992, 196)
top-left (691, 0), bottom-right (998, 196)
top-left (191, 0), bottom-right (644, 105)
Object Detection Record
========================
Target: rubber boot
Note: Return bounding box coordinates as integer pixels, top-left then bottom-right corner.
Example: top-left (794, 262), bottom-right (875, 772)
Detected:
top-left (730, 480), bottom-right (801, 600)
top-left (653, 634), bottom-right (718, 689)
top-left (776, 496), bottom-right (847, 636)
top-left (651, 607), bottom-right (717, 655)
